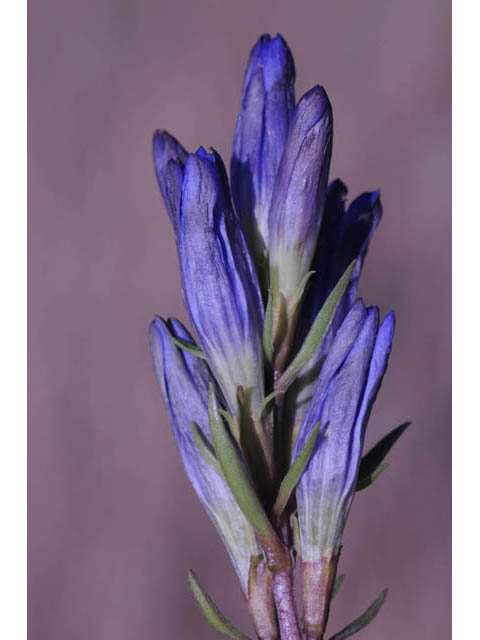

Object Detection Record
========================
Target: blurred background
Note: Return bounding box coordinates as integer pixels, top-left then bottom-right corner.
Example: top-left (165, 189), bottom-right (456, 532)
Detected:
top-left (28, 1), bottom-right (451, 638)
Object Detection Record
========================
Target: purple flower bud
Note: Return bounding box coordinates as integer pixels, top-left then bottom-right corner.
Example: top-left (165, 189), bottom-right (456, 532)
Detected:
top-left (178, 148), bottom-right (265, 414)
top-left (283, 182), bottom-right (383, 440)
top-left (152, 130), bottom-right (188, 228)
top-left (149, 316), bottom-right (261, 593)
top-left (268, 86), bottom-right (333, 301)
top-left (293, 306), bottom-right (395, 561)
top-left (231, 33), bottom-right (295, 268)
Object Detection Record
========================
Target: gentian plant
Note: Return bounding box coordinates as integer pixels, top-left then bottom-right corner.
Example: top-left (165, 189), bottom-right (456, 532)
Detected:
top-left (149, 34), bottom-right (409, 640)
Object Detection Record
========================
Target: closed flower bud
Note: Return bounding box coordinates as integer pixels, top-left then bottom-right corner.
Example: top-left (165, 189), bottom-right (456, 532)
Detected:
top-left (178, 148), bottom-right (265, 414)
top-left (231, 33), bottom-right (295, 272)
top-left (149, 316), bottom-right (261, 594)
top-left (268, 86), bottom-right (333, 302)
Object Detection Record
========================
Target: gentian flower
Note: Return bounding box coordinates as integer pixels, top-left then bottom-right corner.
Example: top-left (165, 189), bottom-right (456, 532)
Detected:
top-left (177, 148), bottom-right (265, 416)
top-left (292, 304), bottom-right (395, 639)
top-left (149, 316), bottom-right (261, 593)
top-left (268, 86), bottom-right (333, 304)
top-left (231, 33), bottom-right (295, 274)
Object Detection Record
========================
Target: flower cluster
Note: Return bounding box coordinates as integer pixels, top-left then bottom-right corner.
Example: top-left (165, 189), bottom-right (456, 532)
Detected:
top-left (149, 34), bottom-right (406, 640)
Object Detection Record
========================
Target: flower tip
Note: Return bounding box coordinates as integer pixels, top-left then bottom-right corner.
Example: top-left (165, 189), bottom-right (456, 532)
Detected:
top-left (193, 146), bottom-right (222, 167)
top-left (167, 317), bottom-right (194, 344)
top-left (149, 316), bottom-right (170, 346)
top-left (352, 297), bottom-right (367, 315)
top-left (195, 145), bottom-right (210, 159)
top-left (370, 189), bottom-right (381, 208)
top-left (247, 32), bottom-right (295, 91)
top-left (152, 129), bottom-right (178, 152)
top-left (152, 129), bottom-right (166, 157)
top-left (382, 310), bottom-right (396, 334)
top-left (296, 85), bottom-right (332, 127)
top-left (367, 305), bottom-right (380, 324)
top-left (150, 315), bottom-right (164, 332)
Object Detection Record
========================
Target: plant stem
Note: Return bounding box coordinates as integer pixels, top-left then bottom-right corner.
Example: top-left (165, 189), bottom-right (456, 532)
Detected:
top-left (263, 543), bottom-right (302, 640)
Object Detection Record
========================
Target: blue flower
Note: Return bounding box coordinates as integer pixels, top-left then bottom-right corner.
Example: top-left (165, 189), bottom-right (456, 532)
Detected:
top-left (177, 148), bottom-right (265, 415)
top-left (149, 316), bottom-right (261, 593)
top-left (293, 303), bottom-right (395, 561)
top-left (231, 34), bottom-right (295, 271)
top-left (268, 85), bottom-right (333, 303)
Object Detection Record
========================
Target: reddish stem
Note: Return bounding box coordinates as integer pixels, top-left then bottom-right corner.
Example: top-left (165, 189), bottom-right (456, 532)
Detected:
top-left (263, 543), bottom-right (302, 640)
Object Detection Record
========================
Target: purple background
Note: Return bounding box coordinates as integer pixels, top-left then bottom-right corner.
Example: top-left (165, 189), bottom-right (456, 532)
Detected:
top-left (28, 1), bottom-right (451, 638)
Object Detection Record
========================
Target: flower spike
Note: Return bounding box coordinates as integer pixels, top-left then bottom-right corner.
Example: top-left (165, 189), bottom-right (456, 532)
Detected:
top-left (149, 32), bottom-right (405, 640)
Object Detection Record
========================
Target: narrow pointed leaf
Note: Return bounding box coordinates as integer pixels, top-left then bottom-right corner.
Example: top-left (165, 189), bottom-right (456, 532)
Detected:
top-left (276, 261), bottom-right (356, 392)
top-left (331, 574), bottom-right (345, 600)
top-left (190, 421), bottom-right (221, 475)
top-left (169, 335), bottom-right (207, 359)
top-left (254, 390), bottom-right (282, 437)
top-left (218, 409), bottom-right (241, 444)
top-left (208, 386), bottom-right (278, 545)
top-left (188, 569), bottom-right (252, 640)
top-left (290, 270), bottom-right (316, 316)
top-left (273, 422), bottom-right (321, 518)
top-left (256, 390), bottom-right (282, 420)
top-left (357, 421), bottom-right (411, 489)
top-left (356, 462), bottom-right (389, 491)
top-left (329, 588), bottom-right (388, 640)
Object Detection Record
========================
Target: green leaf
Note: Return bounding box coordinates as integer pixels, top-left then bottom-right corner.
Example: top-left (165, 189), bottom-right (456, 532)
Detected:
top-left (208, 386), bottom-right (278, 546)
top-left (188, 569), bottom-right (252, 640)
top-left (256, 390), bottom-right (282, 421)
top-left (356, 463), bottom-right (389, 491)
top-left (329, 588), bottom-right (388, 640)
top-left (218, 409), bottom-right (241, 444)
top-left (276, 261), bottom-right (356, 393)
top-left (356, 421), bottom-right (411, 491)
top-left (290, 270), bottom-right (316, 316)
top-left (273, 422), bottom-right (321, 519)
top-left (253, 390), bottom-right (282, 437)
top-left (331, 574), bottom-right (345, 600)
top-left (169, 335), bottom-right (207, 359)
top-left (190, 421), bottom-right (221, 475)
